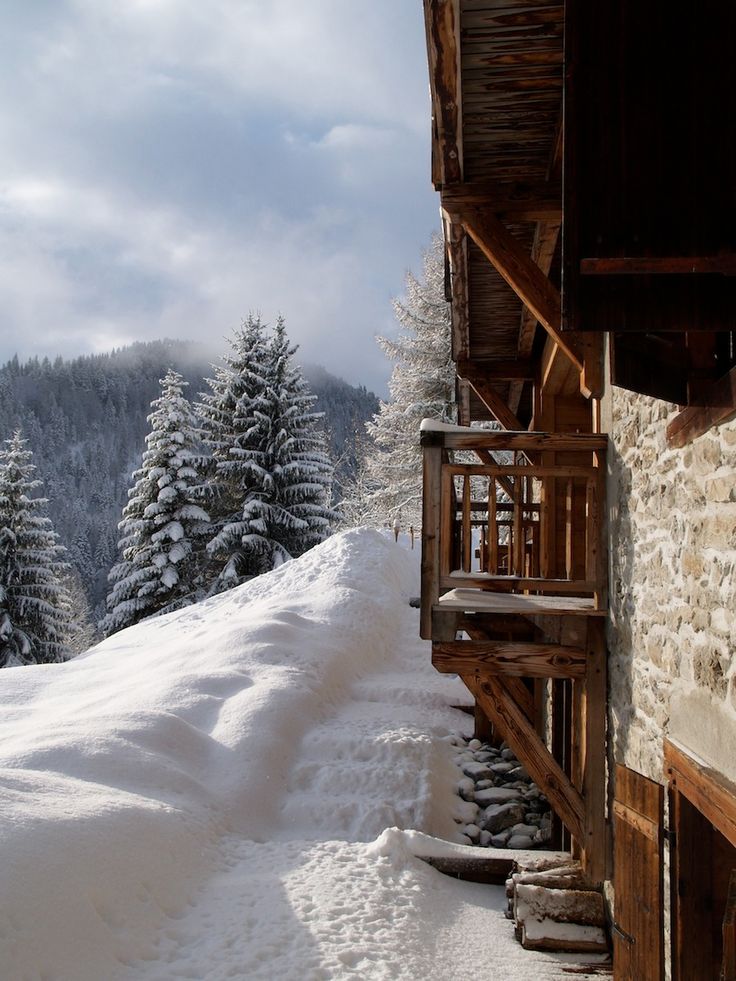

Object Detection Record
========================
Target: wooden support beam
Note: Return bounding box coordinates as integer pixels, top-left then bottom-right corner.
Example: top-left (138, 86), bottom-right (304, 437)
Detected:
top-left (454, 208), bottom-right (583, 372)
top-left (447, 221), bottom-right (469, 361)
top-left (462, 625), bottom-right (538, 723)
top-left (457, 358), bottom-right (536, 381)
top-left (432, 640), bottom-right (586, 678)
top-left (456, 361), bottom-right (524, 431)
top-left (540, 337), bottom-right (579, 396)
top-left (463, 672), bottom-right (585, 845)
top-left (579, 332), bottom-right (604, 400)
top-left (424, 0), bottom-right (462, 187)
top-left (500, 676), bottom-right (536, 724)
top-left (666, 363), bottom-right (736, 448)
top-left (420, 430), bottom-right (608, 452)
top-left (442, 180), bottom-right (562, 222)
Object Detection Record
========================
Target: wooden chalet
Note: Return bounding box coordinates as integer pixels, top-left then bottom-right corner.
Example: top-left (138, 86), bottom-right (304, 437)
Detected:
top-left (420, 1), bottom-right (736, 978)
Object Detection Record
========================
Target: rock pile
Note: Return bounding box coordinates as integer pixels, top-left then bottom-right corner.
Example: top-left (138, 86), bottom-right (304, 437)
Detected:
top-left (450, 735), bottom-right (552, 849)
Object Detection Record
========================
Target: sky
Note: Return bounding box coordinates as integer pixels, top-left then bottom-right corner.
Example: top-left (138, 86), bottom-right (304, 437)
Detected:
top-left (0, 1), bottom-right (440, 393)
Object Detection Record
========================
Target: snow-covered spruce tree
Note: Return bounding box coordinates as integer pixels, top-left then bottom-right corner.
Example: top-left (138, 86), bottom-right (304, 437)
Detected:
top-left (359, 233), bottom-right (456, 528)
top-left (202, 317), bottom-right (336, 590)
top-left (0, 432), bottom-right (72, 667)
top-left (102, 370), bottom-right (211, 635)
top-left (196, 315), bottom-right (269, 590)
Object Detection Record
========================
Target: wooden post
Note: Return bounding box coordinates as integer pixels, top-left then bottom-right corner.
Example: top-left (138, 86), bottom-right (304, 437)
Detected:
top-left (513, 462), bottom-right (524, 576)
top-left (420, 443), bottom-right (442, 640)
top-left (489, 478), bottom-right (498, 574)
top-left (441, 466), bottom-right (454, 577)
top-left (581, 618), bottom-right (607, 884)
top-left (565, 477), bottom-right (574, 580)
top-left (462, 474), bottom-right (472, 572)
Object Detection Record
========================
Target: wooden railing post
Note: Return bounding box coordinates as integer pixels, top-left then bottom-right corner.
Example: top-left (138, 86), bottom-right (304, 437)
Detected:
top-left (420, 440), bottom-right (443, 639)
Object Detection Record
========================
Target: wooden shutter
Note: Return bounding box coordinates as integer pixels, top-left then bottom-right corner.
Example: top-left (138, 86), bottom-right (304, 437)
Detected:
top-left (613, 764), bottom-right (665, 981)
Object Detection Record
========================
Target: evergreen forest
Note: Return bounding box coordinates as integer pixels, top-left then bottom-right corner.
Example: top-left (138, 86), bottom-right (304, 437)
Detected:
top-left (0, 339), bottom-right (378, 627)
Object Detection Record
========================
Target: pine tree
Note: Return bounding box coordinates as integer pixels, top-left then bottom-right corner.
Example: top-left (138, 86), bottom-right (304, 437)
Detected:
top-left (201, 317), bottom-right (335, 589)
top-left (358, 234), bottom-right (456, 528)
top-left (0, 432), bottom-right (72, 667)
top-left (102, 370), bottom-right (211, 635)
top-left (196, 315), bottom-right (269, 589)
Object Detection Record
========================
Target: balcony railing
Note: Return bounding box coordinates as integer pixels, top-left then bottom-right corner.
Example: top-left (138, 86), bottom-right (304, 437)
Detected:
top-left (420, 424), bottom-right (608, 639)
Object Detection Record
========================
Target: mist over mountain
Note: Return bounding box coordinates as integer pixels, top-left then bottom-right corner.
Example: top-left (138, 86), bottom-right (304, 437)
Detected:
top-left (0, 340), bottom-right (378, 624)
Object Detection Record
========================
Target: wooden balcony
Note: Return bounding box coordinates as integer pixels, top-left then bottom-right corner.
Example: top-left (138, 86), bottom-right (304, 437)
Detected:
top-left (420, 422), bottom-right (608, 882)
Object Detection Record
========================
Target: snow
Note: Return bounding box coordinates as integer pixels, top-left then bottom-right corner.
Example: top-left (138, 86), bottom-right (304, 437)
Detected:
top-left (0, 529), bottom-right (607, 979)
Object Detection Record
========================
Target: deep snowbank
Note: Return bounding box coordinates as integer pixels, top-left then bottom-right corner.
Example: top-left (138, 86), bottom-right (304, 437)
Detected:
top-left (0, 530), bottom-right (446, 978)
top-left (0, 529), bottom-right (605, 980)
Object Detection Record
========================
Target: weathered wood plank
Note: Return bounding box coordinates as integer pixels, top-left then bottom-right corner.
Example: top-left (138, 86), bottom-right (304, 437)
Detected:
top-left (612, 764), bottom-right (664, 981)
top-left (433, 639), bottom-right (586, 678)
top-left (419, 852), bottom-right (515, 884)
top-left (463, 672), bottom-right (586, 844)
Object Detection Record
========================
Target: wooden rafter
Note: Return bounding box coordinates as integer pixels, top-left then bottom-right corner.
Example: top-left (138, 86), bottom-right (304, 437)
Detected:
top-left (463, 672), bottom-right (585, 845)
top-left (424, 0), bottom-right (462, 188)
top-left (442, 180), bottom-right (562, 222)
top-left (456, 209), bottom-right (583, 372)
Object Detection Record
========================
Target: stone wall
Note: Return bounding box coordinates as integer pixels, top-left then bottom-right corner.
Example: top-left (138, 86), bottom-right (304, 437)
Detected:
top-left (604, 389), bottom-right (736, 784)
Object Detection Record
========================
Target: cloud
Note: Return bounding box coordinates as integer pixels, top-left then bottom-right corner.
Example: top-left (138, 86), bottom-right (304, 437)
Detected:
top-left (0, 1), bottom-right (439, 393)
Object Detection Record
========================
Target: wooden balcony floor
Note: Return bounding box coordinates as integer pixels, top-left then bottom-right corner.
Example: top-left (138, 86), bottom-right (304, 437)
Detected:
top-left (436, 587), bottom-right (606, 617)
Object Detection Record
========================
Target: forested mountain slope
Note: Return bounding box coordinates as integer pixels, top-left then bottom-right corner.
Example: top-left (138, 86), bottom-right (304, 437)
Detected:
top-left (0, 341), bottom-right (378, 622)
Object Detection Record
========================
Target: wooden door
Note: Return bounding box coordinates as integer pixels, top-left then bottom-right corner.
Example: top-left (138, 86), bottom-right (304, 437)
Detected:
top-left (613, 764), bottom-right (665, 981)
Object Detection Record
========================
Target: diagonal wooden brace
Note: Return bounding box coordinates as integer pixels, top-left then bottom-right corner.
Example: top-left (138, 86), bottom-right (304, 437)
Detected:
top-left (462, 672), bottom-right (585, 845)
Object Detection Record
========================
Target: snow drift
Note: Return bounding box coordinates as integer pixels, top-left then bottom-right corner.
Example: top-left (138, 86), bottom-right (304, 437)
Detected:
top-left (0, 529), bottom-right (606, 980)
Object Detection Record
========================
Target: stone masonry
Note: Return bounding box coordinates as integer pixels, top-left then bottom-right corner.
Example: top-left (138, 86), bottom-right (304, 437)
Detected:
top-left (605, 389), bottom-right (736, 784)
